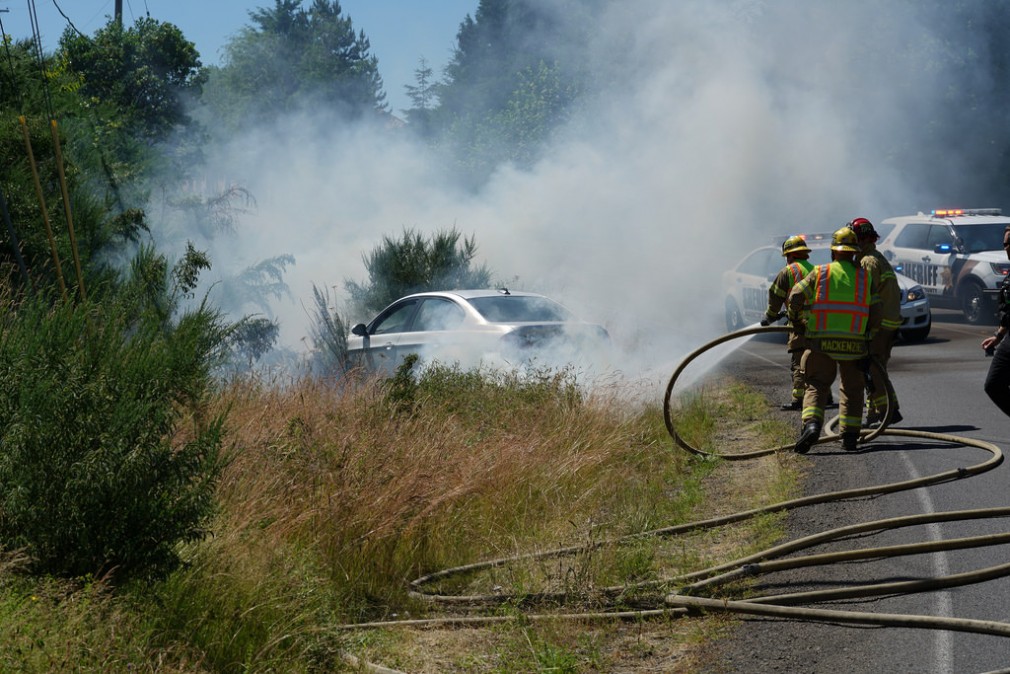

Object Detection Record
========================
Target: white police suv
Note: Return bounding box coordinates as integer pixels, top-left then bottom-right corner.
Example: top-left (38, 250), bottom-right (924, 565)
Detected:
top-left (723, 232), bottom-right (932, 341)
top-left (877, 208), bottom-right (1010, 324)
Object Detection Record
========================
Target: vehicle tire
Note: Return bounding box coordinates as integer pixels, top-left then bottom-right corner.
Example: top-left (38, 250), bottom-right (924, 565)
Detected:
top-left (899, 323), bottom-right (930, 342)
top-left (960, 281), bottom-right (994, 325)
top-left (725, 297), bottom-right (744, 332)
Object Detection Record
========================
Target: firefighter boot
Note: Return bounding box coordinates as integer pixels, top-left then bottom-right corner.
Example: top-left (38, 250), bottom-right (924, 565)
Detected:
top-left (780, 398), bottom-right (802, 411)
top-left (842, 430), bottom-right (860, 452)
top-left (794, 420), bottom-right (821, 454)
top-left (868, 408), bottom-right (903, 430)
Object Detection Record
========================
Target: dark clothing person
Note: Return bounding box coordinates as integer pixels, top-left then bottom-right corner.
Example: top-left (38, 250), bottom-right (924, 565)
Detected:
top-left (983, 226), bottom-right (1010, 416)
top-left (984, 329), bottom-right (1010, 417)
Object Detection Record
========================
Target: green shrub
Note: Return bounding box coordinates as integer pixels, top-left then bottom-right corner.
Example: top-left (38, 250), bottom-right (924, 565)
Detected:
top-left (0, 292), bottom-right (227, 580)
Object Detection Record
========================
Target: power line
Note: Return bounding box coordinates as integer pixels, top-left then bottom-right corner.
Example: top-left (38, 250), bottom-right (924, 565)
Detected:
top-left (51, 0), bottom-right (84, 38)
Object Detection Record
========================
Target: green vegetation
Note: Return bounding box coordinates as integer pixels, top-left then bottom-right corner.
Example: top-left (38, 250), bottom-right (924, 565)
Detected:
top-left (344, 227), bottom-right (493, 318)
top-left (202, 0), bottom-right (387, 130)
top-left (0, 245), bottom-right (228, 581)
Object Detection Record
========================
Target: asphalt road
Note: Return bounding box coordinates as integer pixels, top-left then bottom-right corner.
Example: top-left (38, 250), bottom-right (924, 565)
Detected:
top-left (703, 310), bottom-right (1010, 674)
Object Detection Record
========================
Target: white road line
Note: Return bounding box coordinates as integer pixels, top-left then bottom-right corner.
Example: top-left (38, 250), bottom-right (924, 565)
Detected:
top-left (738, 347), bottom-right (790, 369)
top-left (898, 450), bottom-right (954, 674)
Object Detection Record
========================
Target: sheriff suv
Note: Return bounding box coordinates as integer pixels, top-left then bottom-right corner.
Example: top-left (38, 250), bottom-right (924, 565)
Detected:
top-left (723, 232), bottom-right (932, 341)
top-left (877, 208), bottom-right (1010, 324)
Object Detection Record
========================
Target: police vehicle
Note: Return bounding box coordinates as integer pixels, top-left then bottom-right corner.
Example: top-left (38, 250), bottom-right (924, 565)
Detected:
top-left (723, 233), bottom-right (932, 341)
top-left (876, 208), bottom-right (1010, 324)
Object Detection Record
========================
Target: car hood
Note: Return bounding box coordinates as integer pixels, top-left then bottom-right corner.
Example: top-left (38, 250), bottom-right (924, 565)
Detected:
top-left (960, 250), bottom-right (1007, 264)
top-left (894, 271), bottom-right (918, 290)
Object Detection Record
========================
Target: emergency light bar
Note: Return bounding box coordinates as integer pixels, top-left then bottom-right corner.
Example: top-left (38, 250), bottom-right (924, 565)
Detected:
top-left (931, 208), bottom-right (1002, 217)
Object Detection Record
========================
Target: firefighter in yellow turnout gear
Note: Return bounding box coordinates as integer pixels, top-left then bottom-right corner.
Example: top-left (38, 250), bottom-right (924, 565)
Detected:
top-left (848, 217), bottom-right (903, 427)
top-left (787, 227), bottom-right (882, 453)
top-left (762, 235), bottom-right (815, 410)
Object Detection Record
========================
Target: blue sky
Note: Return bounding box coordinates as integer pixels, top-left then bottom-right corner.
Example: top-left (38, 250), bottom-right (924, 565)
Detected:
top-left (0, 0), bottom-right (479, 113)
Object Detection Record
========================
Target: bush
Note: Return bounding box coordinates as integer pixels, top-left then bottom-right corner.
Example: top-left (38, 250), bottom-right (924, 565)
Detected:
top-left (0, 291), bottom-right (227, 580)
top-left (345, 227), bottom-right (492, 317)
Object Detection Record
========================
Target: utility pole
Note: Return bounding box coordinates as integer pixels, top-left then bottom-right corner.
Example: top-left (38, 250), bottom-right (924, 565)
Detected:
top-left (115, 0), bottom-right (123, 27)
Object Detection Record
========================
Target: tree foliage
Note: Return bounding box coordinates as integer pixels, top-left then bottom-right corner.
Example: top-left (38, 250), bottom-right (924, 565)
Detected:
top-left (409, 0), bottom-right (590, 185)
top-left (403, 57), bottom-right (437, 135)
top-left (59, 17), bottom-right (206, 142)
top-left (345, 228), bottom-right (492, 317)
top-left (205, 0), bottom-right (387, 129)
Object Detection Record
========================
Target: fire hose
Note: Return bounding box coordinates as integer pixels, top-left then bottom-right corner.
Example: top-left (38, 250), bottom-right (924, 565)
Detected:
top-left (338, 324), bottom-right (1010, 672)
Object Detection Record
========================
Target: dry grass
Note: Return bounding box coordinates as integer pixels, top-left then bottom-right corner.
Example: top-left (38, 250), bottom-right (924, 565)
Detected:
top-left (0, 364), bottom-right (800, 672)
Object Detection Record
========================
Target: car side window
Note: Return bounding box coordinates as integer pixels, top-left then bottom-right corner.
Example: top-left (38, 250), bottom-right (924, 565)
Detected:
top-left (371, 300), bottom-right (418, 335)
top-left (413, 298), bottom-right (465, 332)
top-left (926, 225), bottom-right (953, 249)
top-left (874, 223), bottom-right (895, 241)
top-left (739, 249), bottom-right (775, 276)
top-left (893, 224), bottom-right (930, 250)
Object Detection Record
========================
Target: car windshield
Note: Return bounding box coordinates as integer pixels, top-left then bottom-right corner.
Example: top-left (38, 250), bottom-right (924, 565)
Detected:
top-left (468, 295), bottom-right (573, 323)
top-left (950, 222), bottom-right (1010, 253)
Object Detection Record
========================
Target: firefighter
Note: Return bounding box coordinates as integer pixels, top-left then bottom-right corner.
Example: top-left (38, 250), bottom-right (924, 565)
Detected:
top-left (761, 235), bottom-right (814, 410)
top-left (848, 217), bottom-right (903, 427)
top-left (787, 227), bottom-right (881, 453)
top-left (982, 225), bottom-right (1010, 417)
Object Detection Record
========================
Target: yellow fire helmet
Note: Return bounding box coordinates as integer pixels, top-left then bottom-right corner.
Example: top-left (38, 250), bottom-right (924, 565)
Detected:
top-left (830, 226), bottom-right (860, 253)
top-left (781, 235), bottom-right (811, 256)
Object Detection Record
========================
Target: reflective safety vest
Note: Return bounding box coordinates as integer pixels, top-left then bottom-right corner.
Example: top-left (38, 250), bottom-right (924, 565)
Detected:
top-left (771, 259), bottom-right (815, 301)
top-left (802, 260), bottom-right (873, 360)
top-left (784, 260), bottom-right (814, 291)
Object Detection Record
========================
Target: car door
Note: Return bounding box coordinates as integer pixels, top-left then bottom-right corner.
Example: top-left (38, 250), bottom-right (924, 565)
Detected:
top-left (885, 223), bottom-right (952, 298)
top-left (363, 298), bottom-right (421, 374)
top-left (394, 297), bottom-right (468, 365)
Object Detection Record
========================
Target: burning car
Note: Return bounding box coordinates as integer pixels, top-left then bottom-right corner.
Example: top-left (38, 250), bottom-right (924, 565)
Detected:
top-left (346, 289), bottom-right (611, 374)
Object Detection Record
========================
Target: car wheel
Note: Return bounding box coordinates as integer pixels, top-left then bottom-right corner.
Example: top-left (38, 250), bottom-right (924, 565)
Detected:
top-left (725, 297), bottom-right (744, 332)
top-left (960, 282), bottom-right (993, 325)
top-left (899, 323), bottom-right (930, 342)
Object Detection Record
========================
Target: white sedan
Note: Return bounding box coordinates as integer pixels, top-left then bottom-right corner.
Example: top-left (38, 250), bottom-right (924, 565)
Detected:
top-left (346, 289), bottom-right (611, 374)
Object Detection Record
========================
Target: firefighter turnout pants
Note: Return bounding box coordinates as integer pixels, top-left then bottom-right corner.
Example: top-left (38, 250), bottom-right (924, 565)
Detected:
top-left (866, 328), bottom-right (898, 416)
top-left (799, 349), bottom-right (865, 433)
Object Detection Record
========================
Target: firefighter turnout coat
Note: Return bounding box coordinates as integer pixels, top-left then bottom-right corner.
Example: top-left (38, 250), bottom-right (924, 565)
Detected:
top-left (766, 258), bottom-right (815, 351)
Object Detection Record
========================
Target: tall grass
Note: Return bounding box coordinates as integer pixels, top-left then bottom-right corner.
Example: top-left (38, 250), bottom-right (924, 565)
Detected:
top-left (0, 362), bottom-right (797, 672)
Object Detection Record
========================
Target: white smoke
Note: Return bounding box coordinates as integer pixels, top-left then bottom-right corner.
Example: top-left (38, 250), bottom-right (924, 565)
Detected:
top-left (164, 0), bottom-right (986, 391)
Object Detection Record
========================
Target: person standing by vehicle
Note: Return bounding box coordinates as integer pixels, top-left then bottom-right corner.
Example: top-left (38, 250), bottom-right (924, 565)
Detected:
top-left (848, 217), bottom-right (903, 427)
top-left (761, 235), bottom-right (815, 410)
top-left (787, 227), bottom-right (881, 453)
top-left (982, 225), bottom-right (1010, 417)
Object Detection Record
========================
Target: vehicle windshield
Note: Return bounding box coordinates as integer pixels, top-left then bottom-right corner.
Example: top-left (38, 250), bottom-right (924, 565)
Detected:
top-left (468, 295), bottom-right (573, 323)
top-left (950, 222), bottom-right (1010, 253)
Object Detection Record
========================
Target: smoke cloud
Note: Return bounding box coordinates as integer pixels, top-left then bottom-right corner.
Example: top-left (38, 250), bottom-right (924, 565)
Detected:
top-left (163, 0), bottom-right (999, 393)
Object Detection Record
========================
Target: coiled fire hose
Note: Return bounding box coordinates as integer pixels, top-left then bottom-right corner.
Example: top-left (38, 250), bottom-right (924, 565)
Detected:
top-left (339, 324), bottom-right (1010, 673)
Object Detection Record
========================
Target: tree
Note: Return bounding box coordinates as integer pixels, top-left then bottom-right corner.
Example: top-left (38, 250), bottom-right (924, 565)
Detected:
top-left (420, 0), bottom-right (591, 185)
top-left (205, 0), bottom-right (386, 128)
top-left (0, 36), bottom-right (156, 298)
top-left (403, 57), bottom-right (437, 134)
top-left (345, 228), bottom-right (492, 318)
top-left (59, 17), bottom-right (206, 142)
